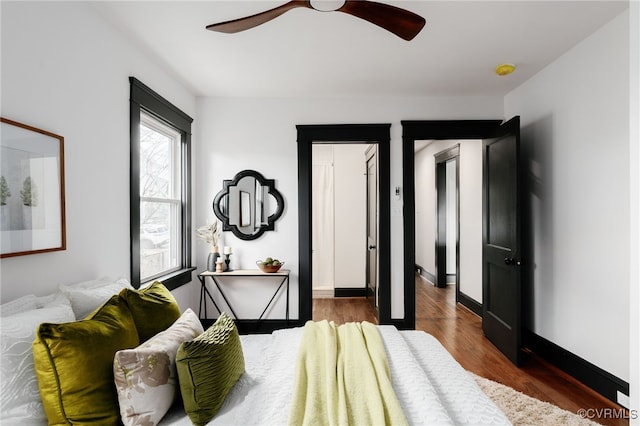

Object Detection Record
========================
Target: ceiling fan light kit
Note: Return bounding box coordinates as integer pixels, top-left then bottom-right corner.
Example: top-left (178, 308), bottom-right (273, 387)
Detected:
top-left (206, 0), bottom-right (426, 41)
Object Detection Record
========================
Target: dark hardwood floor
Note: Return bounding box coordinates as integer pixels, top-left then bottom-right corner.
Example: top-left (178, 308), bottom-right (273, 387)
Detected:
top-left (313, 296), bottom-right (378, 325)
top-left (312, 277), bottom-right (628, 426)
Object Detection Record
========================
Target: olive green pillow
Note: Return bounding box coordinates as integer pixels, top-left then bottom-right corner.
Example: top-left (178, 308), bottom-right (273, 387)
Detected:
top-left (32, 294), bottom-right (139, 425)
top-left (120, 281), bottom-right (181, 342)
top-left (176, 312), bottom-right (245, 426)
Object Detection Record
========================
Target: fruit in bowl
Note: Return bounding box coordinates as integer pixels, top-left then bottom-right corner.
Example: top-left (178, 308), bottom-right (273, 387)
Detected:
top-left (257, 257), bottom-right (284, 273)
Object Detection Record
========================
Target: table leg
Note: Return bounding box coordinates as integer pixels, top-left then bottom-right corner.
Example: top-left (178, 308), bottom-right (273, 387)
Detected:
top-left (258, 276), bottom-right (288, 321)
top-left (199, 275), bottom-right (223, 320)
top-left (198, 275), bottom-right (207, 319)
top-left (211, 276), bottom-right (241, 320)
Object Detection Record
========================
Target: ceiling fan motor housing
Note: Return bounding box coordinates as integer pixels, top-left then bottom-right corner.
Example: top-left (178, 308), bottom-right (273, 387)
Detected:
top-left (309, 0), bottom-right (347, 12)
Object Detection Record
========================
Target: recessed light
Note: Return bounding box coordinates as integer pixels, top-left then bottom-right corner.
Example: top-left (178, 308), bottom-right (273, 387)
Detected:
top-left (495, 63), bottom-right (516, 76)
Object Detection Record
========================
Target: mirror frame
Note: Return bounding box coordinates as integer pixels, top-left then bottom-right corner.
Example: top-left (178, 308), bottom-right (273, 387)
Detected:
top-left (213, 169), bottom-right (285, 240)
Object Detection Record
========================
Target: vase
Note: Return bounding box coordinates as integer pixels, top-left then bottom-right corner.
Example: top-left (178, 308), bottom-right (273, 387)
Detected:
top-left (207, 246), bottom-right (220, 272)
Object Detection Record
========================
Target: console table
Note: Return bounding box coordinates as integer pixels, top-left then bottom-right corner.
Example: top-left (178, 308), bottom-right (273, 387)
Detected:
top-left (197, 269), bottom-right (290, 326)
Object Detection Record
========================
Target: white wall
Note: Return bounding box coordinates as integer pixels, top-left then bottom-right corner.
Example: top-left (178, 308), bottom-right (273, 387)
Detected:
top-left (415, 140), bottom-right (448, 276)
top-left (630, 1), bottom-right (640, 418)
top-left (445, 158), bottom-right (457, 276)
top-left (0, 2), bottom-right (197, 308)
top-left (414, 140), bottom-right (483, 302)
top-left (195, 97), bottom-right (503, 319)
top-left (458, 142), bottom-right (483, 302)
top-left (311, 145), bottom-right (335, 290)
top-left (333, 144), bottom-right (367, 289)
top-left (505, 11), bottom-right (630, 382)
top-left (310, 144), bottom-right (366, 291)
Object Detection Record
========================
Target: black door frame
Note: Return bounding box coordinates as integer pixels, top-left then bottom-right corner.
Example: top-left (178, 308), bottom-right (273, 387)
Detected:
top-left (365, 145), bottom-right (379, 310)
top-left (401, 120), bottom-right (502, 329)
top-left (297, 124), bottom-right (392, 325)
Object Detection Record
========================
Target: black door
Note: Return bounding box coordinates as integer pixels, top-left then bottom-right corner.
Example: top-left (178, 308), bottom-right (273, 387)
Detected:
top-left (482, 116), bottom-right (522, 365)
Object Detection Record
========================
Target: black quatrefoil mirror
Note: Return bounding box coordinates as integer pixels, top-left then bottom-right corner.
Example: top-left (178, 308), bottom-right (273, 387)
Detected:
top-left (213, 170), bottom-right (285, 240)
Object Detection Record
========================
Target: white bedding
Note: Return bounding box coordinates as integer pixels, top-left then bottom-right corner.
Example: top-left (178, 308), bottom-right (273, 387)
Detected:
top-left (161, 325), bottom-right (511, 425)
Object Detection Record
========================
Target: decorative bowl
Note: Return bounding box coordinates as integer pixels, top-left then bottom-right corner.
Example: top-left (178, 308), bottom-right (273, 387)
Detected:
top-left (256, 261), bottom-right (284, 273)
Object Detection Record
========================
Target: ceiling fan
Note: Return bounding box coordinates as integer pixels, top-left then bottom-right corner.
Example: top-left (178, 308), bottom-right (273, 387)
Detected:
top-left (206, 0), bottom-right (426, 41)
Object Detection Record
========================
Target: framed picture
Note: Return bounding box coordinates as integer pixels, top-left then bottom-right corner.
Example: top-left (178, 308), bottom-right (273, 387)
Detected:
top-left (1, 118), bottom-right (66, 258)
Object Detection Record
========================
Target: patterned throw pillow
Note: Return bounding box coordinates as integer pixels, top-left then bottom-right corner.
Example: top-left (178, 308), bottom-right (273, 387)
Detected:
top-left (114, 308), bottom-right (204, 426)
top-left (120, 281), bottom-right (181, 342)
top-left (0, 301), bottom-right (75, 423)
top-left (176, 312), bottom-right (245, 426)
top-left (33, 295), bottom-right (139, 425)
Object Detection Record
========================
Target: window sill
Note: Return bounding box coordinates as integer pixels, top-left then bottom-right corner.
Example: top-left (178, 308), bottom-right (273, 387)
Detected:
top-left (143, 267), bottom-right (196, 291)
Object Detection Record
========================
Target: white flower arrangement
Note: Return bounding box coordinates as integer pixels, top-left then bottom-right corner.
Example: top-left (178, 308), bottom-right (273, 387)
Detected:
top-left (196, 220), bottom-right (221, 248)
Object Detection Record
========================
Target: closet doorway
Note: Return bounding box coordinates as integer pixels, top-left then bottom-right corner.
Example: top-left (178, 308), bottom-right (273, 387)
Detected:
top-left (297, 124), bottom-right (391, 325)
top-left (311, 144), bottom-right (370, 302)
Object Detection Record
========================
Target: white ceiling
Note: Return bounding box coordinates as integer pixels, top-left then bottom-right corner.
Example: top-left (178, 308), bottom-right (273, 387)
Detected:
top-left (92, 1), bottom-right (628, 98)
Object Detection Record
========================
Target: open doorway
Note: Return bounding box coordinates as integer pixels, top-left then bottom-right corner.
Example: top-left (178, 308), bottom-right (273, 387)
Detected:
top-left (311, 143), bottom-right (377, 324)
top-left (311, 144), bottom-right (369, 301)
top-left (297, 124), bottom-right (392, 325)
top-left (414, 139), bottom-right (482, 317)
top-left (402, 118), bottom-right (523, 365)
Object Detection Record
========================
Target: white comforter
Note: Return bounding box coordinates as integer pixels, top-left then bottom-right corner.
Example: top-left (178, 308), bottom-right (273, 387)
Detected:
top-left (161, 326), bottom-right (511, 425)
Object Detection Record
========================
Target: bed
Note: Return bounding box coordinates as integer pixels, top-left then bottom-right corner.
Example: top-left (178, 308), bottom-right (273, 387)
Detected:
top-left (161, 324), bottom-right (511, 425)
top-left (1, 278), bottom-right (511, 425)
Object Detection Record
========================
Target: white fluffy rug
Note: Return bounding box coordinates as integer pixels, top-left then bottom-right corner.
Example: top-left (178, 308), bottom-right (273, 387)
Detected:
top-left (473, 374), bottom-right (602, 426)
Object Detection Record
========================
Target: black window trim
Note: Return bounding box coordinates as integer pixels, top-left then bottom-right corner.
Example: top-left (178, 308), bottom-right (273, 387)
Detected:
top-left (129, 77), bottom-right (195, 290)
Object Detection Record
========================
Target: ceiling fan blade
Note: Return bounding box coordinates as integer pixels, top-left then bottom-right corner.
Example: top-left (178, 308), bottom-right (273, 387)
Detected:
top-left (337, 0), bottom-right (425, 41)
top-left (206, 1), bottom-right (311, 34)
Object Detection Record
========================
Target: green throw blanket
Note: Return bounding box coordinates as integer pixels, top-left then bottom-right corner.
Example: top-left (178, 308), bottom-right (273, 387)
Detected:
top-left (288, 320), bottom-right (408, 426)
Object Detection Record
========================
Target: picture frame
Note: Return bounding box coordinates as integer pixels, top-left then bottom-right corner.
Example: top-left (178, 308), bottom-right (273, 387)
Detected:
top-left (1, 117), bottom-right (66, 258)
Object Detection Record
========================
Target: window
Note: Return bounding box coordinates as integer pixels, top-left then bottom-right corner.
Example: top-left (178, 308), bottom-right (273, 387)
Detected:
top-left (130, 77), bottom-right (194, 289)
top-left (139, 113), bottom-right (181, 280)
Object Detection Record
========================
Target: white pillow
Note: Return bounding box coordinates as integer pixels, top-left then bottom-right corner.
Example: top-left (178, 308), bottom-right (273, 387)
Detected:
top-left (0, 302), bottom-right (75, 423)
top-left (0, 295), bottom-right (37, 317)
top-left (59, 277), bottom-right (133, 319)
top-left (35, 292), bottom-right (71, 309)
top-left (114, 309), bottom-right (204, 426)
top-left (1, 292), bottom-right (71, 319)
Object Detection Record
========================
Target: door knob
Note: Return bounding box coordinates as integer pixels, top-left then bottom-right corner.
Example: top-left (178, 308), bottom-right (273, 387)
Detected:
top-left (504, 257), bottom-right (522, 266)
top-left (369, 245), bottom-right (377, 250)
